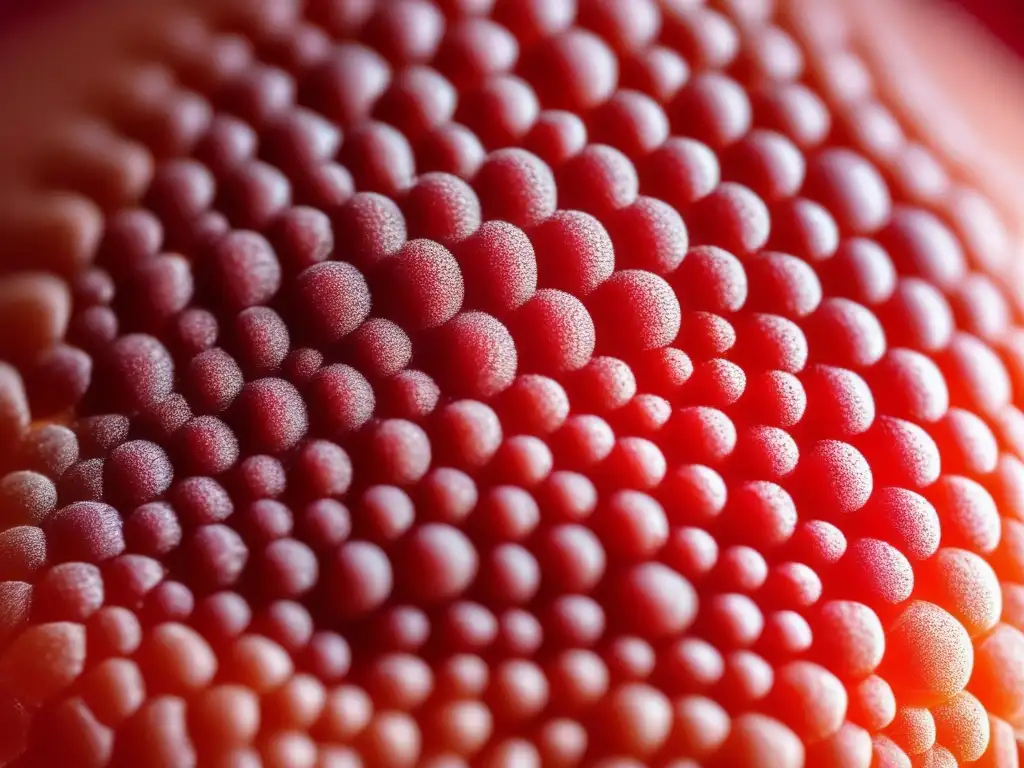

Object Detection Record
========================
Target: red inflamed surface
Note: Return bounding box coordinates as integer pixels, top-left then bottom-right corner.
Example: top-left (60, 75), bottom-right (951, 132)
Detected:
top-left (2, 0), bottom-right (1024, 766)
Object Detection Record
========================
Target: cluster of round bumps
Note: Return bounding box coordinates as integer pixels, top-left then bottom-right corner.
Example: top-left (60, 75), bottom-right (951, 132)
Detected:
top-left (1, 0), bottom-right (1024, 765)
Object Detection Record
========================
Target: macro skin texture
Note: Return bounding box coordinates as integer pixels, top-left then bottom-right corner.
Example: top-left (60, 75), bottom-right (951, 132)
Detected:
top-left (1, 0), bottom-right (1024, 766)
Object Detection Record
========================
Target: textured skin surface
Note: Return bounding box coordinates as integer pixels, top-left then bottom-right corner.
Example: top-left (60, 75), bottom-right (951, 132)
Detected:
top-left (0, 0), bottom-right (1023, 765)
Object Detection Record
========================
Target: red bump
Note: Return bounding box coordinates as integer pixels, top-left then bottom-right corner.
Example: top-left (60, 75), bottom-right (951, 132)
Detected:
top-left (915, 548), bottom-right (1001, 640)
top-left (730, 425), bottom-right (799, 480)
top-left (605, 196), bottom-right (688, 276)
top-left (806, 297), bottom-right (887, 369)
top-left (939, 332), bottom-right (1012, 416)
top-left (0, 470), bottom-right (58, 527)
top-left (209, 230), bottom-right (282, 310)
top-left (232, 306), bottom-right (290, 377)
top-left (522, 28), bottom-right (618, 112)
top-left (416, 121), bottom-right (487, 180)
top-left (615, 562), bottom-right (697, 640)
top-left (170, 476), bottom-right (234, 526)
top-left (17, 424), bottom-right (79, 480)
top-left (458, 74), bottom-right (540, 149)
top-left (510, 289), bottom-right (595, 374)
top-left (363, 0), bottom-right (445, 65)
top-left (523, 109), bottom-right (588, 167)
top-left (187, 525), bottom-right (249, 590)
top-left (531, 210), bottom-right (615, 297)
top-left (849, 675), bottom-right (897, 732)
top-left (473, 148), bottom-right (557, 228)
top-left (949, 272), bottom-right (1011, 341)
top-left (796, 439), bottom-right (873, 516)
top-left (639, 137), bottom-right (718, 211)
top-left (333, 191), bottom-right (408, 270)
top-left (869, 348), bottom-right (948, 423)
top-left (732, 313), bottom-right (808, 373)
top-left (588, 89), bottom-right (670, 158)
top-left (140, 622), bottom-right (217, 694)
top-left (567, 356), bottom-right (636, 414)
top-left (685, 358), bottom-right (747, 408)
top-left (184, 348), bottom-right (244, 414)
top-left (931, 691), bottom-right (990, 763)
top-left (879, 207), bottom-right (966, 290)
top-left (620, 43), bottom-right (690, 103)
top-left (663, 5), bottom-right (738, 69)
top-left (34, 562), bottom-right (104, 622)
top-left (433, 400), bottom-right (503, 469)
top-left (745, 251), bottom-right (821, 318)
top-left (877, 277), bottom-right (954, 353)
top-left (761, 562), bottom-right (822, 610)
top-left (434, 18), bottom-right (518, 91)
top-left (338, 120), bottom-right (416, 197)
top-left (810, 600), bottom-right (885, 680)
top-left (717, 480), bottom-right (797, 550)
top-left (805, 148), bottom-right (892, 234)
top-left (430, 311), bottom-right (518, 399)
top-left (557, 144), bottom-right (639, 216)
top-left (886, 706), bottom-right (935, 756)
top-left (722, 129), bottom-right (806, 201)
top-left (766, 661), bottom-right (847, 743)
top-left (970, 623), bottom-right (1024, 721)
top-left (292, 440), bottom-right (353, 499)
top-left (267, 206), bottom-right (333, 275)
top-left (402, 172), bottom-right (481, 246)
top-left (858, 486), bottom-right (940, 561)
top-left (801, 364), bottom-right (875, 438)
top-left (673, 245), bottom-right (747, 314)
top-left (594, 489), bottom-right (668, 559)
top-left (105, 440), bottom-right (174, 507)
top-left (292, 261), bottom-right (372, 344)
top-left (231, 454), bottom-right (284, 501)
top-left (666, 406), bottom-right (737, 466)
top-left (46, 502), bottom-right (124, 564)
top-left (836, 537), bottom-right (914, 609)
top-left (589, 269), bottom-right (681, 354)
top-left (169, 308), bottom-right (218, 359)
top-left (234, 377), bottom-right (309, 453)
top-left (417, 468), bottom-right (478, 527)
top-left (363, 418), bottom-right (432, 485)
top-left (453, 220), bottom-right (537, 316)
top-left (375, 66), bottom-right (457, 141)
top-left (375, 239), bottom-right (465, 330)
top-left (926, 475), bottom-right (1001, 555)
top-left (715, 649), bottom-right (774, 711)
top-left (819, 236), bottom-right (898, 306)
top-left (24, 345), bottom-right (93, 417)
top-left (307, 364), bottom-right (375, 436)
top-left (0, 622), bottom-right (86, 707)
top-left (103, 334), bottom-right (175, 412)
top-left (745, 372), bottom-right (806, 434)
top-left (710, 713), bottom-right (804, 768)
top-left (859, 416), bottom-right (941, 489)
top-left (931, 407), bottom-right (999, 476)
top-left (882, 600), bottom-right (974, 707)
top-left (871, 735), bottom-right (912, 768)
top-left (768, 196), bottom-right (840, 263)
top-left (217, 160), bottom-right (292, 230)
top-left (125, 501), bottom-right (182, 556)
top-left (671, 70), bottom-right (752, 148)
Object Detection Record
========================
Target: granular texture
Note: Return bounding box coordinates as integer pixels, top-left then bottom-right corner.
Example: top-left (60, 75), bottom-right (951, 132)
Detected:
top-left (1, 0), bottom-right (1024, 765)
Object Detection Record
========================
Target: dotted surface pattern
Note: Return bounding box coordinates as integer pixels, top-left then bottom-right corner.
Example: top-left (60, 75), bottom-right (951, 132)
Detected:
top-left (0, 0), bottom-right (1023, 766)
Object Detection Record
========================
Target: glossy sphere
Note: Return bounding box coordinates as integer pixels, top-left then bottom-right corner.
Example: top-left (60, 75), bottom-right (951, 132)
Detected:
top-left (3, 1), bottom-right (1024, 767)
